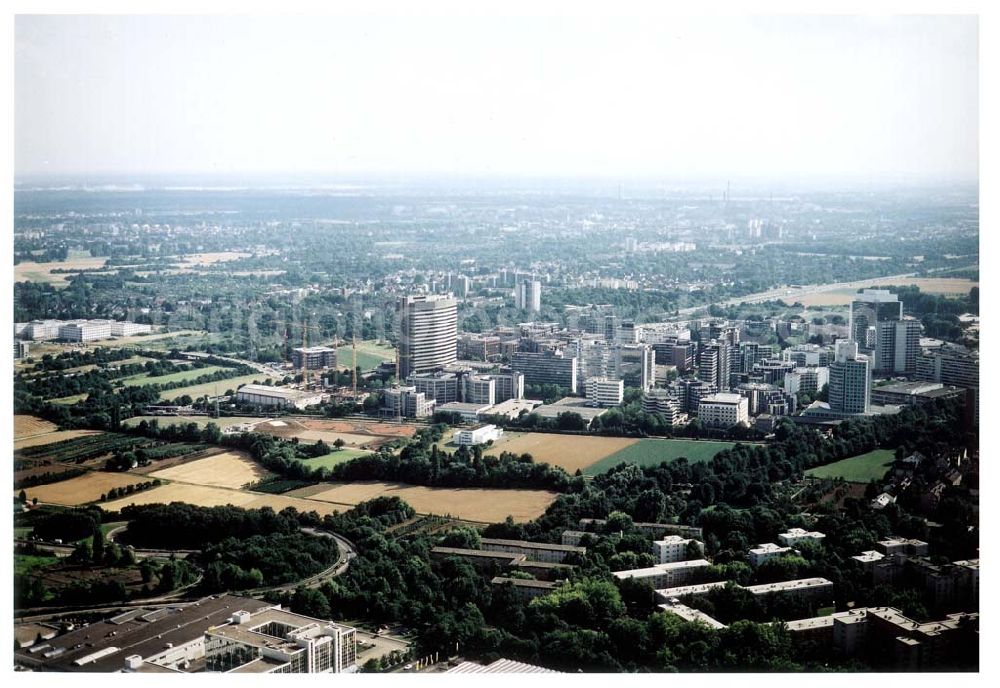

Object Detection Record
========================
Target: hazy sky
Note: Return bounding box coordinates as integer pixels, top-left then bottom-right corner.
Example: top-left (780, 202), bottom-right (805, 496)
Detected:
top-left (15, 14), bottom-right (978, 183)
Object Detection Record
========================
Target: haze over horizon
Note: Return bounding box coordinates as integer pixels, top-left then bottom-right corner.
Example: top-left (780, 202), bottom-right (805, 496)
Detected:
top-left (16, 14), bottom-right (978, 185)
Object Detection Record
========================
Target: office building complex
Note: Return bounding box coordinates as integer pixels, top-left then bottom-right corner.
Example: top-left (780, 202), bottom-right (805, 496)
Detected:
top-left (509, 350), bottom-right (578, 393)
top-left (849, 290), bottom-right (905, 373)
top-left (408, 370), bottom-right (461, 404)
top-left (397, 294), bottom-right (458, 379)
top-left (784, 367), bottom-right (829, 397)
top-left (381, 385), bottom-right (435, 418)
top-left (916, 343), bottom-right (979, 389)
top-left (204, 607), bottom-right (357, 673)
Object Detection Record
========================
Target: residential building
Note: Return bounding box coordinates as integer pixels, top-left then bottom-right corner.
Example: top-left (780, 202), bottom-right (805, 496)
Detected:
top-left (578, 519), bottom-right (703, 540)
top-left (585, 376), bottom-right (624, 407)
top-left (397, 294), bottom-right (458, 379)
top-left (876, 538), bottom-right (930, 557)
top-left (851, 550), bottom-right (886, 572)
top-left (490, 576), bottom-right (558, 602)
top-left (652, 536), bottom-right (704, 564)
top-left (454, 424), bottom-right (503, 446)
top-left (480, 538), bottom-right (585, 564)
top-left (745, 578), bottom-right (835, 602)
top-left (778, 528), bottom-right (826, 547)
top-left (642, 388), bottom-right (687, 426)
top-left (514, 280), bottom-right (542, 313)
top-left (736, 382), bottom-right (796, 416)
top-left (697, 392), bottom-right (749, 427)
top-left (654, 581), bottom-right (729, 602)
top-left (430, 547), bottom-right (523, 574)
top-left (611, 560), bottom-right (712, 588)
top-left (828, 340), bottom-right (871, 414)
top-left (235, 384), bottom-right (323, 409)
top-left (748, 543), bottom-right (793, 567)
top-left (658, 601), bottom-right (727, 629)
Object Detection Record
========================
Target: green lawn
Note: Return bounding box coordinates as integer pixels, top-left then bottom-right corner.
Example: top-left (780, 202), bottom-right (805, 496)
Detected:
top-left (157, 373), bottom-right (269, 401)
top-left (805, 449), bottom-right (896, 483)
top-left (584, 438), bottom-right (737, 475)
top-left (119, 365), bottom-right (229, 387)
top-left (15, 554), bottom-right (60, 575)
top-left (300, 449), bottom-right (372, 470)
top-left (336, 340), bottom-right (396, 373)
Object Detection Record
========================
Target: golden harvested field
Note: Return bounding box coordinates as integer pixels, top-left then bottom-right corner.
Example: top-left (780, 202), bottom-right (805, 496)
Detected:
top-left (14, 415), bottom-right (58, 439)
top-left (20, 472), bottom-right (148, 506)
top-left (286, 481), bottom-right (558, 523)
top-left (13, 430), bottom-right (101, 450)
top-left (149, 451), bottom-right (274, 489)
top-left (791, 278), bottom-right (978, 307)
top-left (100, 483), bottom-right (341, 516)
top-left (483, 432), bottom-right (639, 473)
top-left (14, 256), bottom-right (109, 285)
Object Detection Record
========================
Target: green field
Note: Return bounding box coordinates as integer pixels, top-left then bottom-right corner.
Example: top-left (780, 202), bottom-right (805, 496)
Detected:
top-left (119, 365), bottom-right (229, 387)
top-left (805, 449), bottom-right (896, 483)
top-left (157, 373), bottom-right (269, 401)
top-left (300, 449), bottom-right (373, 470)
top-left (336, 340), bottom-right (396, 373)
top-left (15, 554), bottom-right (60, 575)
top-left (584, 438), bottom-right (737, 475)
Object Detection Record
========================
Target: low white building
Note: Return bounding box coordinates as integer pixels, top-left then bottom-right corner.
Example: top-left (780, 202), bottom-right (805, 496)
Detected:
top-left (235, 384), bottom-right (323, 409)
top-left (697, 392), bottom-right (749, 428)
top-left (651, 536), bottom-right (704, 564)
top-left (778, 528), bottom-right (826, 547)
top-left (611, 559), bottom-right (712, 588)
top-left (59, 319), bottom-right (114, 342)
top-left (454, 424), bottom-right (503, 446)
top-left (584, 377), bottom-right (624, 407)
top-left (748, 543), bottom-right (793, 568)
top-left (436, 401), bottom-right (494, 422)
top-left (111, 321), bottom-right (153, 336)
top-left (25, 319), bottom-right (63, 341)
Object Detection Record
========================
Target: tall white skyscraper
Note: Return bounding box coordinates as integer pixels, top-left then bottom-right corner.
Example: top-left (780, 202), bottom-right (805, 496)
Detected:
top-left (514, 280), bottom-right (542, 313)
top-left (397, 294), bottom-right (458, 379)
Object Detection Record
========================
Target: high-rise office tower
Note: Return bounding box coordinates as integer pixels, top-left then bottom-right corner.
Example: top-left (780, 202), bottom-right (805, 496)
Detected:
top-left (698, 341), bottom-right (731, 393)
top-left (513, 280), bottom-right (542, 313)
top-left (849, 290), bottom-right (904, 372)
top-left (397, 294), bottom-right (458, 379)
top-left (828, 340), bottom-right (871, 414)
top-left (876, 318), bottom-right (923, 374)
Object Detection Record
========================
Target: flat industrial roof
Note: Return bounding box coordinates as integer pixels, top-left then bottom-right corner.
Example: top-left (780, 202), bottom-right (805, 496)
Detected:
top-left (15, 595), bottom-right (272, 673)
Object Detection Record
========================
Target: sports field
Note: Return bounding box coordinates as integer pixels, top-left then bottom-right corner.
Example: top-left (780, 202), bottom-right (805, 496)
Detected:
top-left (19, 472), bottom-right (149, 506)
top-left (14, 415), bottom-right (59, 439)
top-left (805, 449), bottom-right (896, 483)
top-left (148, 451), bottom-right (273, 489)
top-left (584, 438), bottom-right (737, 475)
top-left (483, 432), bottom-right (637, 473)
top-left (99, 482), bottom-right (341, 516)
top-left (286, 481), bottom-right (558, 523)
top-left (335, 340), bottom-right (396, 372)
top-left (299, 449), bottom-right (372, 470)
